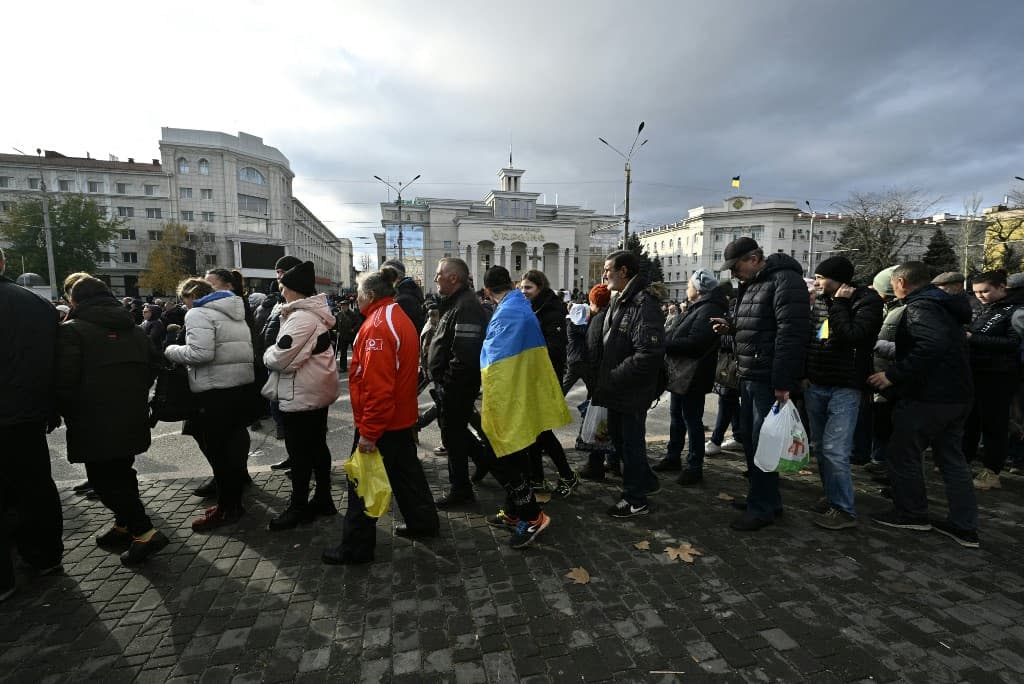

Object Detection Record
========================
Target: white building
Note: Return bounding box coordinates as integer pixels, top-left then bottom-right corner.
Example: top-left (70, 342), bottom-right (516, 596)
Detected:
top-left (0, 128), bottom-right (351, 296)
top-left (379, 166), bottom-right (619, 294)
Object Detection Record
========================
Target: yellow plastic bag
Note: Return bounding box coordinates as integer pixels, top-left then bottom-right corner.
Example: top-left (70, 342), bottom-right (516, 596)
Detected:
top-left (343, 448), bottom-right (392, 518)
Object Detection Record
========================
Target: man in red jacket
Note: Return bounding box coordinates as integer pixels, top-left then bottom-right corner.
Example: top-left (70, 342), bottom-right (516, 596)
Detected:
top-left (323, 266), bottom-right (440, 565)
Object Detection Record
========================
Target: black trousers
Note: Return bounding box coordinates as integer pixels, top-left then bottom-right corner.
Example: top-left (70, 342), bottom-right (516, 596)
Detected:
top-left (964, 373), bottom-right (1015, 474)
top-left (561, 363), bottom-right (592, 397)
top-left (194, 423), bottom-right (250, 511)
top-left (0, 422), bottom-right (63, 589)
top-left (85, 456), bottom-right (152, 536)
top-left (492, 448), bottom-right (541, 522)
top-left (341, 428), bottom-right (439, 557)
top-left (438, 387), bottom-right (480, 492)
top-left (281, 406), bottom-right (332, 508)
top-left (528, 430), bottom-right (573, 482)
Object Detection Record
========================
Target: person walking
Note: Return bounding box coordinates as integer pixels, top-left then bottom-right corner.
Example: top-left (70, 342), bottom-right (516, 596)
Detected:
top-left (140, 303), bottom-right (166, 352)
top-left (867, 261), bottom-right (979, 548)
top-left (262, 262), bottom-right (340, 530)
top-left (868, 266), bottom-right (904, 475)
top-left (562, 302), bottom-right (592, 397)
top-left (803, 257), bottom-right (883, 530)
top-left (324, 267), bottom-right (439, 564)
top-left (579, 284), bottom-right (618, 480)
top-left (334, 299), bottom-right (358, 373)
top-left (56, 276), bottom-right (169, 564)
top-left (713, 238), bottom-right (810, 531)
top-left (383, 259), bottom-right (426, 333)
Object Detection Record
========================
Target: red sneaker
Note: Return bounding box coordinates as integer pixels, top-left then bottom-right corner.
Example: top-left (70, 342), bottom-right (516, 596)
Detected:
top-left (191, 505), bottom-right (243, 532)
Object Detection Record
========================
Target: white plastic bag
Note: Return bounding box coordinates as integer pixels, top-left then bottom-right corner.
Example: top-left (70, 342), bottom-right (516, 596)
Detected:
top-left (580, 404), bottom-right (609, 445)
top-left (754, 401), bottom-right (809, 473)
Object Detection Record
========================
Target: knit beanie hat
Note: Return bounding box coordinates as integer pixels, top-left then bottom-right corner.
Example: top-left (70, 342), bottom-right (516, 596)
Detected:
top-left (814, 256), bottom-right (854, 284)
top-left (275, 255), bottom-right (303, 272)
top-left (381, 259), bottom-right (406, 276)
top-left (872, 266), bottom-right (899, 297)
top-left (589, 283), bottom-right (611, 308)
top-left (689, 268), bottom-right (719, 293)
top-left (280, 261), bottom-right (317, 297)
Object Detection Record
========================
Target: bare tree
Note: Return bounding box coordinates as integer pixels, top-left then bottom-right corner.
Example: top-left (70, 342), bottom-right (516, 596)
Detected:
top-left (834, 188), bottom-right (941, 282)
top-left (358, 252), bottom-right (373, 272)
top-left (960, 193), bottom-right (983, 275)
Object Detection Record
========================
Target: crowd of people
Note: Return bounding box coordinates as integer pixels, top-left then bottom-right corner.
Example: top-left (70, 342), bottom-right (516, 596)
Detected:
top-left (2, 233), bottom-right (1017, 600)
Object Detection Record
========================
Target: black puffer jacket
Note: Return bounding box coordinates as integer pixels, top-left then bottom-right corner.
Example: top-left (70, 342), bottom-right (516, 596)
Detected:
top-left (885, 285), bottom-right (973, 403)
top-left (428, 285), bottom-right (489, 392)
top-left (0, 276), bottom-right (57, 427)
top-left (56, 293), bottom-right (156, 462)
top-left (967, 298), bottom-right (1021, 376)
top-left (395, 277), bottom-right (426, 334)
top-left (665, 287), bottom-right (728, 396)
top-left (594, 275), bottom-right (665, 413)
top-left (805, 286), bottom-right (884, 389)
top-left (732, 254), bottom-right (810, 391)
top-left (531, 288), bottom-right (568, 380)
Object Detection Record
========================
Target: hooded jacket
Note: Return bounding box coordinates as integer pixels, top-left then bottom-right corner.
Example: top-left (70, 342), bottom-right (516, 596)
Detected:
top-left (262, 293), bottom-right (339, 412)
top-left (967, 294), bottom-right (1021, 376)
top-left (732, 253), bottom-right (810, 391)
top-left (0, 275), bottom-right (57, 427)
top-left (665, 287), bottom-right (729, 396)
top-left (165, 291), bottom-right (255, 392)
top-left (56, 293), bottom-right (155, 461)
top-left (885, 285), bottom-right (973, 403)
top-left (395, 276), bottom-right (426, 334)
top-left (531, 287), bottom-right (568, 380)
top-left (805, 285), bottom-right (884, 389)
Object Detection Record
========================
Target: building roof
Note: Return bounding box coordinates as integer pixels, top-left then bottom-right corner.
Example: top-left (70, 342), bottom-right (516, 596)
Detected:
top-left (0, 152), bottom-right (163, 173)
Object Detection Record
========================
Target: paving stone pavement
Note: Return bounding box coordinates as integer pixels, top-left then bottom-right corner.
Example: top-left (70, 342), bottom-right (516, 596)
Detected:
top-left (3, 440), bottom-right (1024, 683)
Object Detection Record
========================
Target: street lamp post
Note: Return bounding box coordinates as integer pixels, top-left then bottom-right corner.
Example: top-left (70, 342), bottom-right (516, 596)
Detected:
top-left (373, 174), bottom-right (421, 263)
top-left (598, 121), bottom-right (647, 246)
top-left (805, 200), bottom-right (816, 275)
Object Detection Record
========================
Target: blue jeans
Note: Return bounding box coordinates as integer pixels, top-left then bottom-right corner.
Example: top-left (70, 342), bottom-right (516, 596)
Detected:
top-left (739, 379), bottom-right (782, 520)
top-left (608, 408), bottom-right (657, 507)
top-left (667, 391), bottom-right (707, 473)
top-left (711, 390), bottom-right (740, 445)
top-left (804, 384), bottom-right (861, 516)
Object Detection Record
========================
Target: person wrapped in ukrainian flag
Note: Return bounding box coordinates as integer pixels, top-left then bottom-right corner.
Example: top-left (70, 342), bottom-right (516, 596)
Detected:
top-left (479, 265), bottom-right (572, 548)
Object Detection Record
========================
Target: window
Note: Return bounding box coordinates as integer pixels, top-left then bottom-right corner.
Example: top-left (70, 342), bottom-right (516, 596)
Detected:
top-left (181, 210), bottom-right (194, 222)
top-left (148, 230), bottom-right (163, 241)
top-left (58, 179), bottom-right (73, 192)
top-left (122, 252), bottom-right (139, 264)
top-left (691, 253), bottom-right (698, 264)
top-left (0, 177), bottom-right (10, 188)
top-left (87, 181), bottom-right (102, 193)
top-left (120, 229), bottom-right (136, 240)
top-left (200, 188), bottom-right (213, 200)
top-left (117, 206), bottom-right (134, 217)
top-left (177, 158), bottom-right (189, 173)
top-left (713, 251), bottom-right (722, 261)
top-left (204, 233), bottom-right (215, 243)
top-left (179, 187), bottom-right (192, 200)
top-left (28, 178), bottom-right (40, 190)
top-left (198, 159), bottom-right (210, 175)
top-left (778, 228), bottom-right (785, 239)
top-left (201, 211), bottom-right (214, 222)
top-left (144, 184), bottom-right (157, 196)
top-left (237, 194), bottom-right (268, 214)
top-left (443, 240), bottom-right (453, 249)
top-left (238, 167), bottom-right (266, 185)
top-left (98, 252), bottom-right (112, 263)
top-left (116, 182), bottom-right (127, 194)
top-left (204, 254), bottom-right (217, 265)
top-left (146, 208), bottom-right (162, 219)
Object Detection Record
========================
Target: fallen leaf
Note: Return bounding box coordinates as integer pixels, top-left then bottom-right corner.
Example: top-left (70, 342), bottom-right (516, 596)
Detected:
top-left (665, 544), bottom-right (702, 563)
top-left (717, 492), bottom-right (735, 501)
top-left (535, 492), bottom-right (552, 503)
top-left (565, 567), bottom-right (591, 584)
top-left (633, 540), bottom-right (650, 551)
top-left (798, 470), bottom-right (813, 476)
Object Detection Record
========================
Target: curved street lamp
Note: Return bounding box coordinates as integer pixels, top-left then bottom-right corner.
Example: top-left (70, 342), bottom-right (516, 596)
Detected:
top-left (373, 174), bottom-right (421, 262)
top-left (598, 121), bottom-right (647, 245)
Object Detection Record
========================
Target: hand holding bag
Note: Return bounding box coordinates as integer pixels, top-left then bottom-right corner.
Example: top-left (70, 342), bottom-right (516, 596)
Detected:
top-left (753, 401), bottom-right (809, 473)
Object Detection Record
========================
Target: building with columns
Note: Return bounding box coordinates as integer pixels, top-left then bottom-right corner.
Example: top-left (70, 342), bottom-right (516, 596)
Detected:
top-left (378, 166), bottom-right (619, 294)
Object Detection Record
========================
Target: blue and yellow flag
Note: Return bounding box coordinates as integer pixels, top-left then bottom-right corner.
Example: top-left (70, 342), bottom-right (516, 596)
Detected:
top-left (731, 176), bottom-right (741, 188)
top-left (480, 289), bottom-right (572, 457)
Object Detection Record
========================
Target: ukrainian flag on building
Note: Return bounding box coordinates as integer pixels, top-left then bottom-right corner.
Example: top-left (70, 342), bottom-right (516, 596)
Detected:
top-left (480, 289), bottom-right (572, 457)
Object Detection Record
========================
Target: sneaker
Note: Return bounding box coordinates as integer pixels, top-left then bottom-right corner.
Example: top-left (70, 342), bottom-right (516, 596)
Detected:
top-left (509, 513), bottom-right (551, 548)
top-left (720, 438), bottom-right (742, 452)
top-left (870, 508), bottom-right (931, 531)
top-left (96, 524), bottom-right (133, 550)
top-left (651, 459), bottom-right (682, 473)
top-left (932, 520), bottom-right (980, 549)
top-left (434, 445), bottom-right (448, 455)
top-left (191, 505), bottom-right (244, 532)
top-left (268, 506), bottom-right (314, 531)
top-left (607, 499), bottom-right (649, 518)
top-left (813, 507), bottom-right (857, 531)
top-left (486, 508), bottom-right (520, 529)
top-left (973, 468), bottom-right (1002, 490)
top-left (676, 470), bottom-right (703, 486)
top-left (704, 440), bottom-right (722, 456)
top-left (120, 530), bottom-right (170, 566)
top-left (552, 473), bottom-right (580, 498)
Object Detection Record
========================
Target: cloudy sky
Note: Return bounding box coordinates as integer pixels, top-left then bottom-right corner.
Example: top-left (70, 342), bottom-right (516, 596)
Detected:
top-left (7, 0), bottom-right (1023, 260)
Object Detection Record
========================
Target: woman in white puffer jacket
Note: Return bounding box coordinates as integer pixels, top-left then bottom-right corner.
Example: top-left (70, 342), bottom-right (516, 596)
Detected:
top-left (165, 277), bottom-right (255, 532)
top-left (262, 261), bottom-right (340, 530)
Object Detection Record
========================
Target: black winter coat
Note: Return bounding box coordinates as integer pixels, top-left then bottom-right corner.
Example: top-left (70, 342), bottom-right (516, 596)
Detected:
top-left (395, 277), bottom-right (426, 334)
top-left (56, 293), bottom-right (156, 462)
top-left (428, 285), bottom-right (489, 393)
top-left (967, 298), bottom-right (1021, 376)
top-left (141, 317), bottom-right (166, 351)
top-left (566, 320), bottom-right (588, 367)
top-left (665, 288), bottom-right (728, 396)
top-left (805, 286), bottom-right (884, 389)
top-left (531, 288), bottom-right (568, 380)
top-left (885, 285), bottom-right (973, 403)
top-left (585, 307), bottom-right (608, 393)
top-left (594, 275), bottom-right (665, 413)
top-left (0, 276), bottom-right (57, 427)
top-left (733, 254), bottom-right (810, 391)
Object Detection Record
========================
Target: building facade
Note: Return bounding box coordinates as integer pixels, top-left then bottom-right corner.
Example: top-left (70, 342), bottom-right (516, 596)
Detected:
top-left (0, 128), bottom-right (351, 297)
top-left (379, 166), bottom-right (619, 294)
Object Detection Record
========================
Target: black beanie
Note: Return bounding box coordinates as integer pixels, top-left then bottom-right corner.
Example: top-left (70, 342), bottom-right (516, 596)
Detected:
top-left (280, 261), bottom-right (317, 297)
top-left (814, 256), bottom-right (854, 284)
top-left (275, 255), bottom-right (303, 272)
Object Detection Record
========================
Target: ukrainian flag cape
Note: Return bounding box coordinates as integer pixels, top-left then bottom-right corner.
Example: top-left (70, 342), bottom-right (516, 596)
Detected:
top-left (480, 289), bottom-right (572, 457)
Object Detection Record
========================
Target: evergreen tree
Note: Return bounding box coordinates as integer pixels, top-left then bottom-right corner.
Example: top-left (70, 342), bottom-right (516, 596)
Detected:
top-left (620, 232), bottom-right (655, 280)
top-left (921, 228), bottom-right (959, 276)
top-left (649, 256), bottom-right (665, 284)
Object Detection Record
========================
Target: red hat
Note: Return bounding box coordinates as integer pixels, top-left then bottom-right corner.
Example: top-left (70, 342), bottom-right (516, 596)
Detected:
top-left (588, 283), bottom-right (611, 308)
